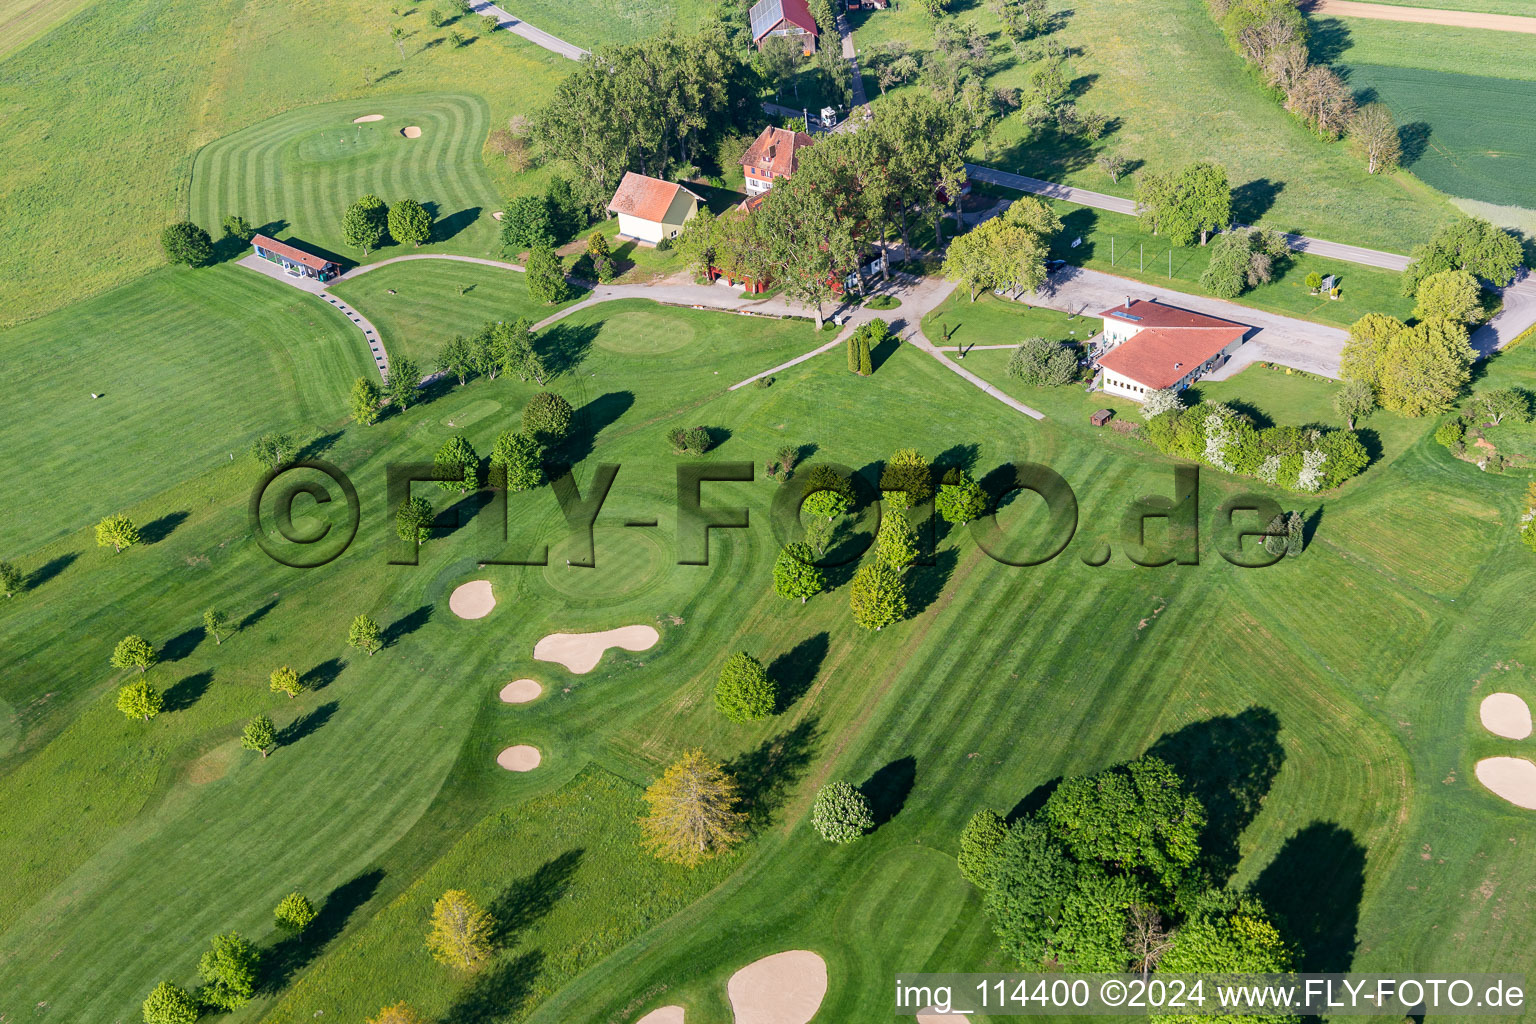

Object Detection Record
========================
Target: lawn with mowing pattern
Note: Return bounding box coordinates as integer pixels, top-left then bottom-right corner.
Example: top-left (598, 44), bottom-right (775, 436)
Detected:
top-left (1324, 15), bottom-right (1536, 82)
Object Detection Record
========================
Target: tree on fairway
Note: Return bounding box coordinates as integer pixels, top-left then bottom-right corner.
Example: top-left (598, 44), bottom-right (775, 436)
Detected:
top-left (881, 448), bottom-right (933, 510)
top-left (435, 435), bottom-right (479, 492)
top-left (141, 980), bottom-right (199, 1024)
top-left (349, 613), bottom-right (382, 655)
top-left (1332, 378), bottom-right (1375, 429)
top-left (803, 464), bottom-right (854, 520)
top-left (715, 652), bottom-right (776, 722)
top-left (160, 222), bottom-right (214, 266)
top-left (522, 391), bottom-right (573, 447)
top-left (426, 889), bottom-right (494, 972)
top-left (490, 430), bottom-right (545, 491)
top-left (772, 542), bottom-right (825, 603)
top-left (97, 513), bottom-right (140, 554)
top-left (198, 931), bottom-right (260, 1010)
top-left (849, 562), bottom-right (906, 630)
top-left (0, 561), bottom-right (23, 599)
top-left (1376, 319), bottom-right (1475, 416)
top-left (640, 749), bottom-right (748, 866)
top-left (342, 194), bottom-right (390, 255)
top-left (274, 891), bottom-right (317, 933)
top-left (1477, 387), bottom-right (1531, 425)
top-left (437, 334), bottom-right (476, 386)
top-left (1339, 312), bottom-right (1406, 387)
top-left (270, 665), bottom-right (305, 699)
top-left (874, 512), bottom-right (920, 571)
top-left (221, 213), bottom-right (255, 242)
top-left (1413, 269), bottom-right (1483, 325)
top-left (385, 357), bottom-right (422, 411)
top-left (387, 198), bottom-right (433, 247)
top-left (936, 470), bottom-right (987, 524)
top-left (350, 375), bottom-right (382, 425)
top-left (202, 607), bottom-right (227, 644)
top-left (112, 634), bottom-right (157, 674)
top-left (812, 780), bottom-right (876, 843)
top-left (397, 495), bottom-right (434, 548)
top-left (369, 1003), bottom-right (427, 1024)
top-left (243, 714), bottom-right (277, 757)
top-left (957, 808), bottom-right (1008, 886)
top-left (1349, 102), bottom-right (1400, 174)
top-left (526, 244), bottom-right (569, 303)
top-left (250, 431), bottom-right (297, 469)
top-left (117, 679), bottom-right (163, 722)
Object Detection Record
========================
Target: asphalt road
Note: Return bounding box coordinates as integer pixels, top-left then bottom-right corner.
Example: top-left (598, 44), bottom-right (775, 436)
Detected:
top-left (468, 0), bottom-right (588, 60)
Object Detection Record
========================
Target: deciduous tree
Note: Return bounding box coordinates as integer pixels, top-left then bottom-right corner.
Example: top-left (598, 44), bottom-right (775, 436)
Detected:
top-left (1477, 387), bottom-right (1530, 425)
top-left (274, 891), bottom-right (317, 933)
top-left (270, 665), bottom-right (305, 699)
top-left (849, 562), bottom-right (906, 630)
top-left (1413, 268), bottom-right (1483, 324)
top-left (772, 542), bottom-right (825, 603)
top-left (522, 391), bottom-right (573, 447)
top-left (349, 613), bottom-right (382, 655)
top-left (874, 512), bottom-right (920, 571)
top-left (715, 652), bottom-right (776, 722)
top-left (198, 932), bottom-right (260, 1010)
top-left (490, 430), bottom-right (544, 491)
top-left (811, 780), bottom-right (875, 843)
top-left (525, 244), bottom-right (569, 303)
top-left (1007, 336), bottom-right (1078, 385)
top-left (97, 513), bottom-right (140, 554)
top-left (385, 357), bottom-right (422, 411)
top-left (1332, 378), bottom-right (1375, 429)
top-left (397, 495), bottom-right (434, 548)
top-left (351, 375), bottom-right (383, 425)
top-left (250, 431), bottom-right (297, 469)
top-left (342, 194), bottom-right (391, 255)
top-left (936, 470), bottom-right (987, 524)
top-left (117, 678), bottom-right (163, 721)
top-left (958, 807), bottom-right (1008, 886)
top-left (387, 198), bottom-right (433, 246)
top-left (1403, 216), bottom-right (1525, 294)
top-left (243, 714), bottom-right (277, 757)
top-left (1376, 319), bottom-right (1475, 416)
top-left (160, 222), bottom-right (214, 266)
top-left (1349, 102), bottom-right (1400, 175)
top-left (640, 749), bottom-right (748, 866)
top-left (141, 981), bottom-right (200, 1024)
top-left (435, 434), bottom-right (479, 492)
top-left (0, 561), bottom-right (23, 599)
top-left (1339, 312), bottom-right (1406, 388)
top-left (112, 634), bottom-right (157, 674)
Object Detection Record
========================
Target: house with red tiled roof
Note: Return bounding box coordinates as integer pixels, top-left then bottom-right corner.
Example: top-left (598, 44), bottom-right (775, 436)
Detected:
top-left (749, 0), bottom-right (819, 54)
top-left (605, 172), bottom-right (701, 246)
top-left (251, 235), bottom-right (340, 282)
top-left (1093, 299), bottom-right (1251, 401)
top-left (740, 126), bottom-right (815, 196)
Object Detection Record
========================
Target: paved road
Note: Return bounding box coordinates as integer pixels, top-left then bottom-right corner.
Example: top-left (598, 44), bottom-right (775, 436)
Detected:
top-left (836, 13), bottom-right (868, 107)
top-left (1304, 0), bottom-right (1536, 33)
top-left (1025, 265), bottom-right (1350, 379)
top-left (1473, 271), bottom-right (1536, 356)
top-left (964, 163), bottom-right (1413, 272)
top-left (468, 0), bottom-right (588, 60)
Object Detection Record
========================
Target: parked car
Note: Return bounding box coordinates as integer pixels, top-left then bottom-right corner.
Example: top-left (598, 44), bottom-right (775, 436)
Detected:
top-left (1046, 259), bottom-right (1068, 273)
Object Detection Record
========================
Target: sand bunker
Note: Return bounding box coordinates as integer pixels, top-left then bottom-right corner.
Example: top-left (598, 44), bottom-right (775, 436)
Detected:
top-left (401, 125), bottom-right (423, 138)
top-left (352, 114), bottom-right (384, 123)
top-left (1476, 757), bottom-right (1536, 810)
top-left (449, 580), bottom-right (495, 620)
top-left (917, 1013), bottom-right (968, 1024)
top-left (1480, 692), bottom-right (1532, 740)
top-left (727, 950), bottom-right (827, 1024)
top-left (497, 745), bottom-right (542, 772)
top-left (534, 625), bottom-right (659, 674)
top-left (492, 210), bottom-right (504, 221)
top-left (634, 1008), bottom-right (684, 1024)
top-left (499, 678), bottom-right (543, 704)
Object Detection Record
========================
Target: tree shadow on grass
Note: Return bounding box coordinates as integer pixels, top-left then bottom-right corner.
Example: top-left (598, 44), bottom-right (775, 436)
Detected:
top-left (300, 657), bottom-right (347, 692)
top-left (383, 605), bottom-right (432, 648)
top-left (1399, 122), bottom-right (1432, 167)
top-left (1306, 15), bottom-right (1353, 65)
top-left (769, 632), bottom-right (830, 712)
top-left (25, 552), bottom-right (76, 592)
top-left (1231, 178), bottom-right (1285, 226)
top-left (905, 548), bottom-right (957, 617)
top-left (1145, 707), bottom-right (1285, 883)
top-left (161, 624), bottom-right (206, 663)
top-left (728, 717), bottom-right (820, 830)
top-left (140, 510), bottom-right (190, 545)
top-left (860, 755), bottom-right (916, 827)
top-left (935, 443), bottom-right (981, 476)
top-left (163, 670), bottom-right (213, 712)
top-left (1006, 775), bottom-right (1061, 823)
top-left (259, 867), bottom-right (386, 994)
top-left (489, 849), bottom-right (583, 947)
top-left (441, 951), bottom-right (546, 1024)
top-left (297, 430), bottom-right (344, 462)
top-left (239, 599), bottom-right (278, 633)
top-left (435, 205), bottom-right (484, 243)
top-left (869, 323), bottom-right (904, 372)
top-left (1251, 821), bottom-right (1365, 972)
top-left (556, 390), bottom-right (635, 467)
top-left (278, 700), bottom-right (338, 747)
top-left (538, 321), bottom-right (599, 380)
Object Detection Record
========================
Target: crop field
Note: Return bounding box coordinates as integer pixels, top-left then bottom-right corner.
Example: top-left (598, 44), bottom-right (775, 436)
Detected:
top-left (1341, 64), bottom-right (1536, 210)
top-left (190, 94), bottom-right (505, 270)
top-left (1350, 0), bottom-right (1536, 14)
top-left (1327, 16), bottom-right (1536, 82)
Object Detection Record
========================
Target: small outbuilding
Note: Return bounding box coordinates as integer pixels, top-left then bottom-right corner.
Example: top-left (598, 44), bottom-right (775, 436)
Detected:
top-left (605, 172), bottom-right (702, 246)
top-left (1090, 409), bottom-right (1114, 427)
top-left (251, 234), bottom-right (339, 282)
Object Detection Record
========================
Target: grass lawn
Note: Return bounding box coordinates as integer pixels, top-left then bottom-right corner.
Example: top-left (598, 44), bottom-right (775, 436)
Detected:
top-left (189, 94), bottom-right (504, 271)
top-left (1349, 0), bottom-right (1536, 13)
top-left (329, 261), bottom-right (582, 369)
top-left (1326, 16), bottom-right (1536, 83)
top-left (0, 0), bottom-right (95, 59)
top-left (920, 290), bottom-right (1089, 349)
top-left (0, 0), bottom-right (569, 327)
top-left (484, 0), bottom-right (714, 51)
top-left (1044, 199), bottom-right (1416, 326)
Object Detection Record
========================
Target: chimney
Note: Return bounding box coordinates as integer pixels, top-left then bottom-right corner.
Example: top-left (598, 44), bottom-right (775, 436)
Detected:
top-left (1125, 295), bottom-right (1132, 307)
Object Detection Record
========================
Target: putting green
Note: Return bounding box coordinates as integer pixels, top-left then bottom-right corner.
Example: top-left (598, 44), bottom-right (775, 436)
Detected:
top-left (295, 124), bottom-right (389, 164)
top-left (542, 528), bottom-right (669, 603)
top-left (439, 398), bottom-right (502, 431)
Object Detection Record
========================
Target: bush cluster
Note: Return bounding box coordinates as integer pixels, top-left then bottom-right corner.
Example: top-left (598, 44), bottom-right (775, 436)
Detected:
top-left (667, 425), bottom-right (712, 456)
top-left (1144, 401), bottom-right (1368, 492)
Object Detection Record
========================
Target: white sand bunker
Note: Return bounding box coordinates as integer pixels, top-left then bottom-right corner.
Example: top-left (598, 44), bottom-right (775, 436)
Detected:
top-left (727, 950), bottom-right (827, 1024)
top-left (534, 625), bottom-right (659, 674)
top-left (497, 745), bottom-right (541, 772)
top-left (492, 210), bottom-right (504, 220)
top-left (634, 1008), bottom-right (684, 1024)
top-left (499, 678), bottom-right (543, 704)
top-left (449, 580), bottom-right (495, 620)
top-left (1480, 692), bottom-right (1532, 739)
top-left (1476, 757), bottom-right (1536, 809)
top-left (401, 125), bottom-right (423, 138)
top-left (352, 114), bottom-right (384, 123)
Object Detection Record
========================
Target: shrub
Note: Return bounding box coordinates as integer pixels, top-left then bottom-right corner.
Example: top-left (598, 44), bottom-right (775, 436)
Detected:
top-left (1434, 417), bottom-right (1466, 451)
top-left (1141, 388), bottom-right (1183, 420)
top-left (667, 425), bottom-right (712, 455)
top-left (957, 808), bottom-right (1008, 886)
top-left (811, 781), bottom-right (875, 843)
top-left (715, 652), bottom-right (776, 722)
top-left (1006, 336), bottom-right (1077, 386)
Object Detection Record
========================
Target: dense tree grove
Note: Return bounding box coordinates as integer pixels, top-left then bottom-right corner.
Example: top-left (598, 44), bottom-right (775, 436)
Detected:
top-left (1340, 312), bottom-right (1475, 417)
top-left (1402, 217), bottom-right (1525, 295)
top-left (973, 755), bottom-right (1295, 987)
top-left (531, 27), bottom-right (758, 215)
top-left (1145, 401), bottom-right (1369, 491)
top-left (1135, 162), bottom-right (1231, 246)
top-left (943, 196), bottom-right (1062, 300)
top-left (1199, 227), bottom-right (1290, 299)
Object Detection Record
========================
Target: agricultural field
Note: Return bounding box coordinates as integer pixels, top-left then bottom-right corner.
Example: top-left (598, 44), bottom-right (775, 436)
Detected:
top-left (1349, 0), bottom-right (1536, 14)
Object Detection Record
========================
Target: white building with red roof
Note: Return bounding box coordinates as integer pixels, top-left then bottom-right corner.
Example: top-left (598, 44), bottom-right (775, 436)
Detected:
top-left (1093, 299), bottom-right (1251, 401)
top-left (251, 234), bottom-right (340, 282)
top-left (605, 172), bottom-right (701, 246)
top-left (740, 126), bottom-right (815, 195)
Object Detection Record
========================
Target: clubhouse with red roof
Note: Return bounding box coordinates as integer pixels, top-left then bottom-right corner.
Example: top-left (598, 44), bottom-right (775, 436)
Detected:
top-left (1092, 299), bottom-right (1251, 401)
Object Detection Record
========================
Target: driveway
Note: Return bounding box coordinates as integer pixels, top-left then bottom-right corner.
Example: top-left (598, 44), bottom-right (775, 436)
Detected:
top-left (467, 0), bottom-right (588, 60)
top-left (1303, 0), bottom-right (1536, 34)
top-left (964, 164), bottom-right (1412, 272)
top-left (1474, 270), bottom-right (1536, 356)
top-left (1027, 265), bottom-right (1349, 379)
